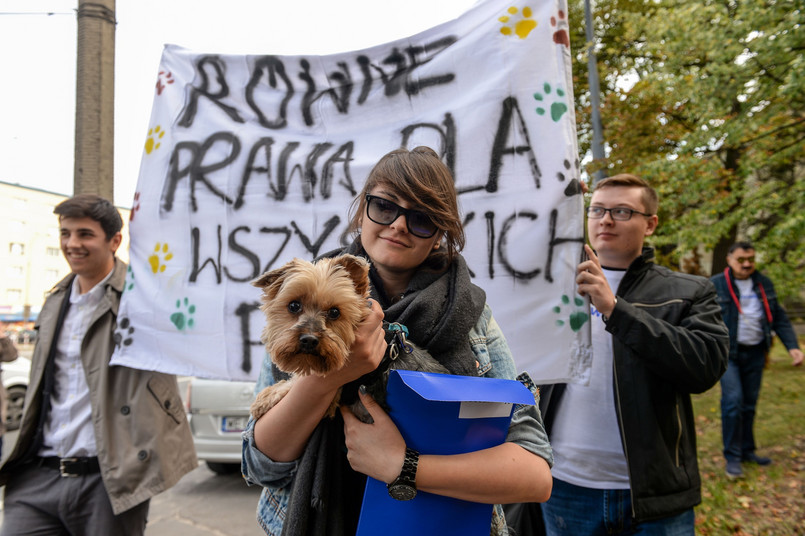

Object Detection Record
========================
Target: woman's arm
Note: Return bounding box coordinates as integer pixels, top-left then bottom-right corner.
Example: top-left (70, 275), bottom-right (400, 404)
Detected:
top-left (418, 442), bottom-right (552, 503)
top-left (341, 390), bottom-right (552, 504)
top-left (253, 299), bottom-right (387, 462)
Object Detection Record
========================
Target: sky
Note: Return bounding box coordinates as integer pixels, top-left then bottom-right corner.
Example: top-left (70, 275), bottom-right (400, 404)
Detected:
top-left (0, 0), bottom-right (479, 207)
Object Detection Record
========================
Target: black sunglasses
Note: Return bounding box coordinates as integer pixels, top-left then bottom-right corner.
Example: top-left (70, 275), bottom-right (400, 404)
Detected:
top-left (365, 195), bottom-right (438, 239)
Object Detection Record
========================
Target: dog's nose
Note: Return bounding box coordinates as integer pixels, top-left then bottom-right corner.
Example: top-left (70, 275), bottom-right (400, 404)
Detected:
top-left (299, 334), bottom-right (319, 353)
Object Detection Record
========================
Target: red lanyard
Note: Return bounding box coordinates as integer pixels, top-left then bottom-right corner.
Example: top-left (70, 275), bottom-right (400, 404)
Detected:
top-left (724, 268), bottom-right (772, 323)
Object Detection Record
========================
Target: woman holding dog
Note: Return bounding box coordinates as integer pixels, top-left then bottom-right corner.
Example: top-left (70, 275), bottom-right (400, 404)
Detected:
top-left (242, 146), bottom-right (553, 535)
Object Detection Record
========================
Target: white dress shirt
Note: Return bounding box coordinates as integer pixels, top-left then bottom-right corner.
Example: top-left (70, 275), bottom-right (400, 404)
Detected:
top-left (39, 270), bottom-right (113, 458)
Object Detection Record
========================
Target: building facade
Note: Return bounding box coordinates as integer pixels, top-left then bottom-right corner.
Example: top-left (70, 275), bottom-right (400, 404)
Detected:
top-left (0, 181), bottom-right (130, 324)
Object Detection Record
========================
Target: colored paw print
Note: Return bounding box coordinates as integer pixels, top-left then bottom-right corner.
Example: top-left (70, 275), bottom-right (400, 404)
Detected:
top-left (499, 6), bottom-right (537, 39)
top-left (114, 317), bottom-right (135, 348)
top-left (156, 70), bottom-right (174, 95)
top-left (170, 298), bottom-right (196, 331)
top-left (149, 242), bottom-right (173, 274)
top-left (551, 9), bottom-right (570, 47)
top-left (554, 295), bottom-right (589, 332)
top-left (145, 125), bottom-right (165, 154)
top-left (534, 83), bottom-right (568, 122)
top-left (129, 192), bottom-right (141, 221)
top-left (124, 265), bottom-right (135, 293)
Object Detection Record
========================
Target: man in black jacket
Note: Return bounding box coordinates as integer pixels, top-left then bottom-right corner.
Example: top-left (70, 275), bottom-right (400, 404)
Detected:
top-left (540, 174), bottom-right (728, 535)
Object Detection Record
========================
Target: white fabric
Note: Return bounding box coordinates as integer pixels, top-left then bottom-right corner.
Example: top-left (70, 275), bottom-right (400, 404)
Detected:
top-left (549, 267), bottom-right (630, 489)
top-left (40, 271), bottom-right (113, 458)
top-left (111, 0), bottom-right (591, 383)
top-left (735, 278), bottom-right (764, 346)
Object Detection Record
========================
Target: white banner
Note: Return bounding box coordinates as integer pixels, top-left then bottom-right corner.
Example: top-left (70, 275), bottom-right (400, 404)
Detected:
top-left (112, 0), bottom-right (591, 384)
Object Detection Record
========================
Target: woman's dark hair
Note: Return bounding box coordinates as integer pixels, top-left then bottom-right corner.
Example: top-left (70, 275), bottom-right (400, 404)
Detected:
top-left (347, 146), bottom-right (465, 265)
top-left (53, 194), bottom-right (123, 240)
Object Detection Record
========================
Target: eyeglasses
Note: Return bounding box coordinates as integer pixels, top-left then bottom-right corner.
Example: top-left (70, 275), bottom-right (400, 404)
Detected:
top-left (586, 206), bottom-right (653, 221)
top-left (734, 257), bottom-right (755, 264)
top-left (365, 195), bottom-right (438, 238)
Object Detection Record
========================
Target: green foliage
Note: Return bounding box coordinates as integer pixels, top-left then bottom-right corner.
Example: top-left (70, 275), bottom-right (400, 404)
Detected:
top-left (567, 0), bottom-right (805, 300)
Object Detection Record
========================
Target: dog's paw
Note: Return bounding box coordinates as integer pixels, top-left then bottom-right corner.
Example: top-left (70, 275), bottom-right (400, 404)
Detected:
top-left (250, 380), bottom-right (293, 420)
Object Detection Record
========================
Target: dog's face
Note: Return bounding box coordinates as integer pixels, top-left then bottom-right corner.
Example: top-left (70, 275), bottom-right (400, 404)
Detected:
top-left (252, 255), bottom-right (371, 376)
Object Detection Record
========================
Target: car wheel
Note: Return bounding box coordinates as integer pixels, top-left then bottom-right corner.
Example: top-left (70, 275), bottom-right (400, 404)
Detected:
top-left (206, 461), bottom-right (240, 475)
top-left (5, 385), bottom-right (26, 431)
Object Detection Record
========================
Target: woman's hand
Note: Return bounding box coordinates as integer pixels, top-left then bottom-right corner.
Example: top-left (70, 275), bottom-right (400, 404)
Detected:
top-left (341, 388), bottom-right (406, 483)
top-left (324, 298), bottom-right (387, 387)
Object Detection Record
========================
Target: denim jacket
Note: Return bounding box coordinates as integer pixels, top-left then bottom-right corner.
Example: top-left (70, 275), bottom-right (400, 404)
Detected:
top-left (242, 303), bottom-right (553, 536)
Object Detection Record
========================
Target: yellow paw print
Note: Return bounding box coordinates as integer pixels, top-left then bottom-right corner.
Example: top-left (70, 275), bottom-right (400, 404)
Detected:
top-left (499, 6), bottom-right (537, 39)
top-left (149, 242), bottom-right (173, 274)
top-left (145, 125), bottom-right (165, 154)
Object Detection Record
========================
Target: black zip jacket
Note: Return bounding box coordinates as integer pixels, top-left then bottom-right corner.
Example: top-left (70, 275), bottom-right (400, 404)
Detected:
top-left (541, 248), bottom-right (728, 522)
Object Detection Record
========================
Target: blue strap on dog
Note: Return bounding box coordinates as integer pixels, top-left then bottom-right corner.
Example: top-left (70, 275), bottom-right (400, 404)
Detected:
top-left (385, 322), bottom-right (414, 361)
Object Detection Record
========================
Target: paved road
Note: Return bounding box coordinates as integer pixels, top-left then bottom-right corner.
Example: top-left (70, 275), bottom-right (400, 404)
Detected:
top-left (145, 462), bottom-right (265, 536)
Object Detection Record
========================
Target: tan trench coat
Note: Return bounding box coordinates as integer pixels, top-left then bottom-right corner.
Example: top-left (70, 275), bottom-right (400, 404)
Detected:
top-left (0, 259), bottom-right (198, 514)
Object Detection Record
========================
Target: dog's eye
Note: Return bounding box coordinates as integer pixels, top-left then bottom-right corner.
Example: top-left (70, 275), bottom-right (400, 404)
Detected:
top-left (327, 307), bottom-right (341, 320)
top-left (287, 301), bottom-right (302, 314)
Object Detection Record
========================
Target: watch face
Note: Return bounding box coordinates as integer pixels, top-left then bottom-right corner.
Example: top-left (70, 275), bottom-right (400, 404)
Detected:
top-left (388, 482), bottom-right (417, 501)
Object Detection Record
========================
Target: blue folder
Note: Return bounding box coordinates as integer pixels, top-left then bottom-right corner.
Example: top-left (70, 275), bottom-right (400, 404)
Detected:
top-left (356, 370), bottom-right (536, 536)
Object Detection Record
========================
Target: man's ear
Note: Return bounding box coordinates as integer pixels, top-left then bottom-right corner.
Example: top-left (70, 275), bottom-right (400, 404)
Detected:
top-left (109, 232), bottom-right (123, 253)
top-left (645, 215), bottom-right (659, 237)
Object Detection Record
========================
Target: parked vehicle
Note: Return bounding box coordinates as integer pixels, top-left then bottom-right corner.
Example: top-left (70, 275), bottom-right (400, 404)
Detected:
top-left (15, 330), bottom-right (37, 345)
top-left (179, 377), bottom-right (256, 474)
top-left (3, 356), bottom-right (31, 431)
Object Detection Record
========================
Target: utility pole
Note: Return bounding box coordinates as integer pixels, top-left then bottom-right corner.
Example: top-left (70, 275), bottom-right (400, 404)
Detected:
top-left (584, 0), bottom-right (606, 183)
top-left (74, 0), bottom-right (116, 199)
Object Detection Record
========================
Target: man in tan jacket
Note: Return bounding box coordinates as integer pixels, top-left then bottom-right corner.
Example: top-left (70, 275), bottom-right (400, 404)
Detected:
top-left (0, 194), bottom-right (197, 535)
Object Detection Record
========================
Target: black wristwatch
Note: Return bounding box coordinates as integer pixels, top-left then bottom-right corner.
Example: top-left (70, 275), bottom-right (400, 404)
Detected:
top-left (387, 447), bottom-right (419, 501)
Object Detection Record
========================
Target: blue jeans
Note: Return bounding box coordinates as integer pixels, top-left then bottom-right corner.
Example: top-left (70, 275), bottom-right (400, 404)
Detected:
top-left (720, 343), bottom-right (766, 462)
top-left (542, 478), bottom-right (695, 535)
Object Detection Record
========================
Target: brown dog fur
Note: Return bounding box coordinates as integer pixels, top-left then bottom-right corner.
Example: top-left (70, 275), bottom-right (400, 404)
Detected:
top-left (249, 255), bottom-right (371, 421)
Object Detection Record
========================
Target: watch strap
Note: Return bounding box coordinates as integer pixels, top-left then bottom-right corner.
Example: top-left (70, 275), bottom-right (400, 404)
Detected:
top-left (397, 447), bottom-right (419, 484)
top-left (387, 447), bottom-right (419, 500)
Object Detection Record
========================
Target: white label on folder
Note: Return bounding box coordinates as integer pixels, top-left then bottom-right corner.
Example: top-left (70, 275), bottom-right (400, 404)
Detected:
top-left (458, 401), bottom-right (512, 419)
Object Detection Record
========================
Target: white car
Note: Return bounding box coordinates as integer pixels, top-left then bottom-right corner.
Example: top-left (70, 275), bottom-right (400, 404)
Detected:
top-left (2, 356), bottom-right (31, 431)
top-left (179, 377), bottom-right (256, 474)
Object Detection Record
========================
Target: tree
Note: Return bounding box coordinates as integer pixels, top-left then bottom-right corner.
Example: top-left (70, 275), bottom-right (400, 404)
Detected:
top-left (568, 0), bottom-right (805, 302)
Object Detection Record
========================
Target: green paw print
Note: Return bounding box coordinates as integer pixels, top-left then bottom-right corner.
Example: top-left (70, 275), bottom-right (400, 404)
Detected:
top-left (553, 294), bottom-right (589, 332)
top-left (124, 265), bottom-right (135, 293)
top-left (145, 125), bottom-right (165, 154)
top-left (149, 242), bottom-right (173, 274)
top-left (534, 83), bottom-right (568, 122)
top-left (170, 298), bottom-right (196, 331)
top-left (499, 6), bottom-right (537, 39)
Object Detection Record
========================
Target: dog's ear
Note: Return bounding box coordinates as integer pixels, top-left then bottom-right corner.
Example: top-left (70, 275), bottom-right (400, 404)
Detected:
top-left (252, 259), bottom-right (300, 298)
top-left (334, 255), bottom-right (370, 298)
top-left (251, 268), bottom-right (284, 290)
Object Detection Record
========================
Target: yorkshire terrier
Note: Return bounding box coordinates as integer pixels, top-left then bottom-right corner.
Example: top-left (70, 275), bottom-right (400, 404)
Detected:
top-left (249, 254), bottom-right (448, 423)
